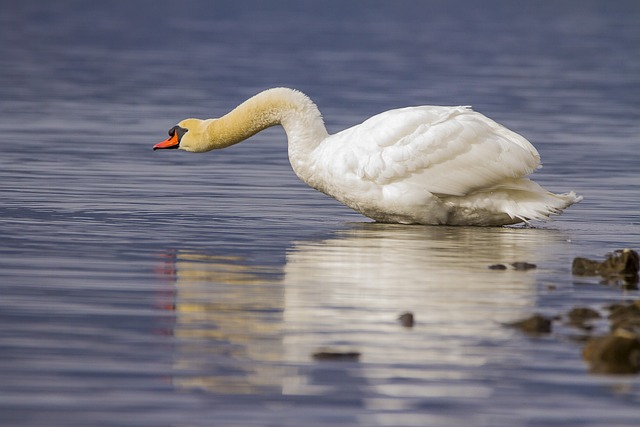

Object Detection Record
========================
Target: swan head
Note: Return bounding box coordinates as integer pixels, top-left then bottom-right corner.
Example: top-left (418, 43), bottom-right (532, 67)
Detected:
top-left (153, 118), bottom-right (218, 153)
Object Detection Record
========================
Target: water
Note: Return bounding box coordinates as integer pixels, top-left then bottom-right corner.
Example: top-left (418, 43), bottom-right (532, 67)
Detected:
top-left (1, 1), bottom-right (640, 426)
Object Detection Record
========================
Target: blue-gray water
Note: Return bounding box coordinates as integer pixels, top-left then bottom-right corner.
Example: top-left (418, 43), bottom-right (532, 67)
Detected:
top-left (1, 1), bottom-right (640, 426)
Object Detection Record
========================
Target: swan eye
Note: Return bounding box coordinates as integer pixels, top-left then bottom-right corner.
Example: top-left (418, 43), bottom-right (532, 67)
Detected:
top-left (168, 125), bottom-right (189, 141)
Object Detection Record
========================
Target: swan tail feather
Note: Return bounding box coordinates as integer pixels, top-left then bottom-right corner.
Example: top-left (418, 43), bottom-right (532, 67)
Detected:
top-left (444, 180), bottom-right (582, 225)
top-left (503, 190), bottom-right (582, 222)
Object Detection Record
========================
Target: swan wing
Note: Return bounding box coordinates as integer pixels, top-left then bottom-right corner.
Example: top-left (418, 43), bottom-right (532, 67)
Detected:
top-left (334, 106), bottom-right (541, 197)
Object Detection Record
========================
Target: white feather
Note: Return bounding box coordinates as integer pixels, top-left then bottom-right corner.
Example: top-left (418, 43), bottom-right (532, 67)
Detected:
top-left (162, 88), bottom-right (582, 226)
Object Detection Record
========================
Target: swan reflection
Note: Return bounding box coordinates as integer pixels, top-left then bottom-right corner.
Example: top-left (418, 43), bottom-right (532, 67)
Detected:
top-left (161, 224), bottom-right (568, 397)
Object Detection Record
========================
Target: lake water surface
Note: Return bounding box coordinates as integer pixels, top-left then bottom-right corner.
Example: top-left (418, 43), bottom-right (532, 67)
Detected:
top-left (1, 1), bottom-right (640, 426)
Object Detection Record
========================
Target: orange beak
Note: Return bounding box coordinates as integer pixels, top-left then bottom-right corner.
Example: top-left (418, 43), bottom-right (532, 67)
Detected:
top-left (153, 132), bottom-right (180, 150)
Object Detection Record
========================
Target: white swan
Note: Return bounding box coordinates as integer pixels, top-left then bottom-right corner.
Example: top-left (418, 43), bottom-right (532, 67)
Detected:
top-left (153, 87), bottom-right (581, 226)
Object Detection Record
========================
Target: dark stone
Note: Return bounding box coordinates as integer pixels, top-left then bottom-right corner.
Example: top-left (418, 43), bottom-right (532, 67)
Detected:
top-left (572, 257), bottom-right (601, 276)
top-left (511, 262), bottom-right (537, 271)
top-left (599, 249), bottom-right (639, 277)
top-left (608, 301), bottom-right (640, 334)
top-left (488, 264), bottom-right (507, 270)
top-left (312, 350), bottom-right (361, 361)
top-left (572, 250), bottom-right (639, 285)
top-left (582, 333), bottom-right (640, 374)
top-left (567, 307), bottom-right (601, 322)
top-left (398, 312), bottom-right (415, 327)
top-left (566, 307), bottom-right (601, 330)
top-left (507, 314), bottom-right (552, 335)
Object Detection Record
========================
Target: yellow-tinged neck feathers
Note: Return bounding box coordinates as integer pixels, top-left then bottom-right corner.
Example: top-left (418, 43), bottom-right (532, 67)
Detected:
top-left (175, 88), bottom-right (328, 154)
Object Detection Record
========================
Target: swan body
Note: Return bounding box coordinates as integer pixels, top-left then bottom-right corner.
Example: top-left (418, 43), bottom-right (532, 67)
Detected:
top-left (154, 88), bottom-right (581, 226)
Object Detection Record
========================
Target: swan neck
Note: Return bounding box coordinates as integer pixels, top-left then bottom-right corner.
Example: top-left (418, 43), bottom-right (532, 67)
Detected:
top-left (205, 88), bottom-right (328, 151)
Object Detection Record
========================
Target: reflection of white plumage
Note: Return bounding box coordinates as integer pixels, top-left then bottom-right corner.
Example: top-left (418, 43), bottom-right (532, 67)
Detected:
top-left (154, 88), bottom-right (581, 225)
top-left (166, 224), bottom-right (564, 396)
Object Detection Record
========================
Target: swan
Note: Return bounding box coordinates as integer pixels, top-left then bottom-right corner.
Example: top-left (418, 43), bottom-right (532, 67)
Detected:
top-left (153, 87), bottom-right (581, 226)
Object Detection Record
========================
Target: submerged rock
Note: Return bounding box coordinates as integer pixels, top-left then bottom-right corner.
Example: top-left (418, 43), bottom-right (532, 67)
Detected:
top-left (567, 306), bottom-right (602, 330)
top-left (511, 262), bottom-right (537, 271)
top-left (579, 300), bottom-right (640, 375)
top-left (506, 314), bottom-right (553, 335)
top-left (608, 301), bottom-right (640, 334)
top-left (398, 312), bottom-right (415, 328)
top-left (312, 350), bottom-right (361, 361)
top-left (582, 331), bottom-right (640, 374)
top-left (567, 307), bottom-right (601, 322)
top-left (488, 262), bottom-right (536, 271)
top-left (508, 299), bottom-right (640, 375)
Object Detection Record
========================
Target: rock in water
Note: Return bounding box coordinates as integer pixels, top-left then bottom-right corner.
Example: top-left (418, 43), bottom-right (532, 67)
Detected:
top-left (506, 314), bottom-right (553, 335)
top-left (572, 249), bottom-right (639, 287)
top-left (582, 332), bottom-right (640, 374)
top-left (398, 312), bottom-right (415, 327)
